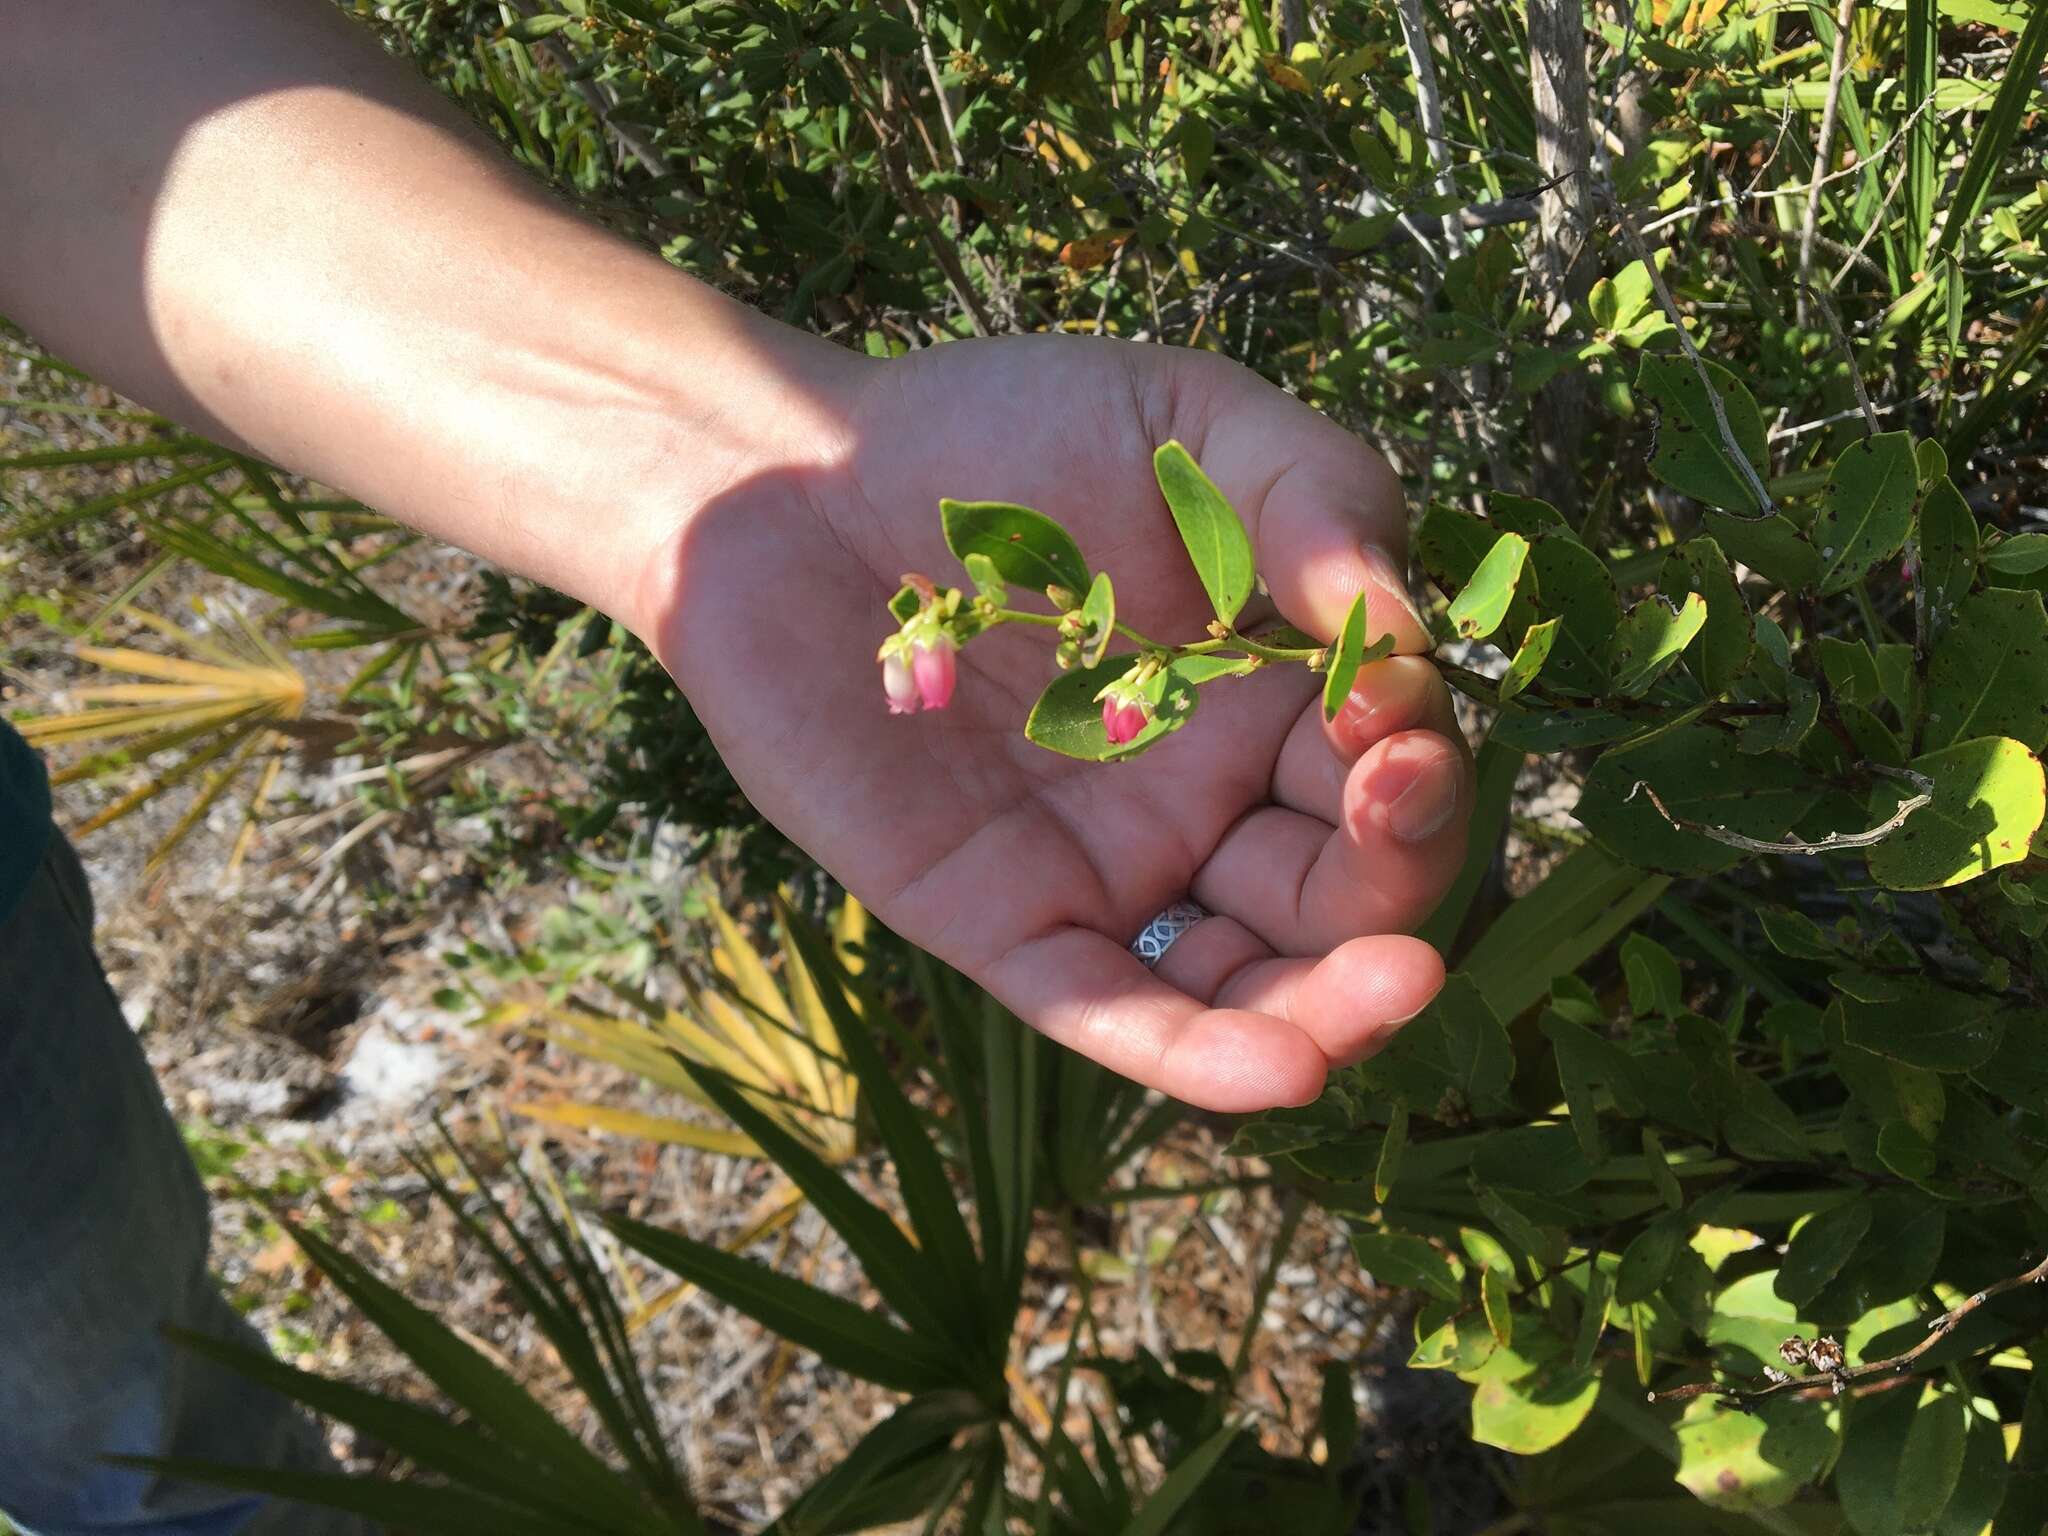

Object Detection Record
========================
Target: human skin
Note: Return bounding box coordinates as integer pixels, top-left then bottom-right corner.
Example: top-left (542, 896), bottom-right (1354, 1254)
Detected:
top-left (0, 1), bottom-right (1471, 1112)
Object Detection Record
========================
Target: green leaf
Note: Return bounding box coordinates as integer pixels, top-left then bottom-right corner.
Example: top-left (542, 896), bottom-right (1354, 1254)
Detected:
top-left (940, 499), bottom-right (1089, 599)
top-left (1925, 589), bottom-right (2048, 752)
top-left (1615, 1215), bottom-right (1684, 1306)
top-left (1467, 1349), bottom-right (1600, 1454)
top-left (1620, 933), bottom-right (1684, 1018)
top-left (1498, 618), bottom-right (1560, 703)
top-left (1357, 974), bottom-right (1513, 1114)
top-left (1606, 593), bottom-right (1708, 697)
top-left (1418, 500), bottom-right (1499, 596)
top-left (1942, 1409), bottom-right (2011, 1536)
top-left (676, 1054), bottom-right (960, 1349)
top-left (1919, 478), bottom-right (1978, 650)
top-left (1115, 1423), bottom-right (1241, 1536)
top-left (1350, 1231), bottom-right (1462, 1303)
top-left (1813, 432), bottom-right (1919, 594)
top-left (1152, 441), bottom-right (1255, 625)
top-left (1838, 1385), bottom-right (1923, 1536)
top-left (1080, 572), bottom-right (1115, 666)
top-left (1447, 531), bottom-right (1531, 641)
top-left (510, 13), bottom-right (579, 39)
top-left (1481, 1265), bottom-right (1515, 1347)
top-left (1574, 1266), bottom-right (1612, 1369)
top-left (1868, 735), bottom-right (2047, 890)
top-left (1702, 509), bottom-right (1822, 591)
top-left (1542, 1012), bottom-right (1637, 1162)
top-left (1898, 1391), bottom-right (1970, 1532)
top-left (1637, 354), bottom-right (1770, 514)
top-left (1470, 1126), bottom-right (1594, 1197)
top-left (1675, 1397), bottom-right (1837, 1513)
top-left (767, 1393), bottom-right (988, 1536)
top-left (1933, 0), bottom-right (2048, 257)
top-left (606, 1215), bottom-right (958, 1393)
top-left (1987, 533), bottom-right (2048, 577)
top-left (279, 1222), bottom-right (656, 1525)
top-left (1661, 537), bottom-right (1752, 694)
top-left (962, 552), bottom-right (1006, 606)
top-left (1833, 975), bottom-right (2005, 1072)
top-left (1489, 705), bottom-right (1642, 752)
top-left (1322, 592), bottom-right (1370, 721)
top-left (1575, 723), bottom-right (1824, 875)
top-left (1024, 654), bottom-right (1200, 762)
top-left (1526, 535), bottom-right (1624, 692)
top-left (1774, 1199), bottom-right (1873, 1308)
top-left (1374, 1101), bottom-right (1408, 1204)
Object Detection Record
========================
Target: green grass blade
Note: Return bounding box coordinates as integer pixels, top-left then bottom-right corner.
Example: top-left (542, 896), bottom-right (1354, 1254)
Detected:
top-left (763, 1393), bottom-right (987, 1536)
top-left (605, 1214), bottom-right (959, 1393)
top-left (1933, 3), bottom-right (2048, 258)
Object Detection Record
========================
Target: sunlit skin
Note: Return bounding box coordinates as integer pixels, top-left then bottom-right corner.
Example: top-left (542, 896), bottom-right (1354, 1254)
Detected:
top-left (2, 0), bottom-right (1472, 1113)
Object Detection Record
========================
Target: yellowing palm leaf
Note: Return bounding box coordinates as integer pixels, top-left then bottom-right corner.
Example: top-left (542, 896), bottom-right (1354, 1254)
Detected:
top-left (12, 606), bottom-right (306, 876)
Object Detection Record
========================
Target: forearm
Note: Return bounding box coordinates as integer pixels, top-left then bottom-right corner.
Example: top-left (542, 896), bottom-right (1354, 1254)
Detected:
top-left (0, 1), bottom-right (862, 632)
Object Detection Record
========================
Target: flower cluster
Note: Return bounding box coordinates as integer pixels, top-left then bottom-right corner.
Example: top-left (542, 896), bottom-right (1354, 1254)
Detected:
top-left (877, 611), bottom-right (958, 715)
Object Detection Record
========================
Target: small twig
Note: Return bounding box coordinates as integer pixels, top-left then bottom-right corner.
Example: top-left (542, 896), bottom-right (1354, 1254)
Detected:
top-left (1611, 198), bottom-right (1779, 518)
top-left (1394, 0), bottom-right (1459, 262)
top-left (1796, 0), bottom-right (1860, 325)
top-left (1652, 1253), bottom-right (2048, 1407)
top-left (1801, 282), bottom-right (1881, 433)
top-left (1626, 765), bottom-right (1933, 857)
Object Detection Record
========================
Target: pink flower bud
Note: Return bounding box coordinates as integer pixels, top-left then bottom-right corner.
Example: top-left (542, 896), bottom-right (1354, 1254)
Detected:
top-left (1102, 696), bottom-right (1150, 745)
top-left (882, 651), bottom-right (920, 715)
top-left (911, 636), bottom-right (957, 711)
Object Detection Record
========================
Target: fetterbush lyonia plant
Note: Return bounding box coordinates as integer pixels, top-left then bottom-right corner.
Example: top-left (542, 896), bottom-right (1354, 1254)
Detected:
top-left (875, 440), bottom-right (1398, 756)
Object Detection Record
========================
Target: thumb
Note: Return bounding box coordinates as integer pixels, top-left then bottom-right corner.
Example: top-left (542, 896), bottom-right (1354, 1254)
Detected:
top-left (1168, 356), bottom-right (1430, 653)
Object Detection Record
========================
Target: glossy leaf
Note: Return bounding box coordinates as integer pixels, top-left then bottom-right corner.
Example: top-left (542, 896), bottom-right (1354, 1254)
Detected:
top-left (1480, 1265), bottom-right (1514, 1348)
top-left (1153, 441), bottom-right (1255, 625)
top-left (1813, 432), bottom-right (1918, 594)
top-left (1986, 532), bottom-right (2048, 577)
top-left (940, 499), bottom-right (1089, 599)
top-left (1446, 531), bottom-right (1530, 641)
top-left (1675, 1397), bottom-right (1836, 1513)
top-left (1025, 654), bottom-right (1200, 761)
top-left (1374, 1101), bottom-right (1407, 1204)
top-left (1897, 1390), bottom-right (1969, 1532)
top-left (1774, 1198), bottom-right (1872, 1308)
top-left (1350, 1231), bottom-right (1461, 1303)
top-left (1467, 1349), bottom-right (1600, 1454)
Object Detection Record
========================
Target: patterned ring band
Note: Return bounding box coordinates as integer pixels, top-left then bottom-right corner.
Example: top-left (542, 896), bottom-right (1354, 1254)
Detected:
top-left (1129, 900), bottom-right (1209, 969)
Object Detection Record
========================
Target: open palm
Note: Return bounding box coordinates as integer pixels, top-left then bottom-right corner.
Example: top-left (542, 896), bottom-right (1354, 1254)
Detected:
top-left (656, 336), bottom-right (1471, 1111)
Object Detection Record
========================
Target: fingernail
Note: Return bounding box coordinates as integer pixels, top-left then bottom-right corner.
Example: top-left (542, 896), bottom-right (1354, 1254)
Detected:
top-left (1360, 543), bottom-right (1429, 635)
top-left (1388, 753), bottom-right (1461, 843)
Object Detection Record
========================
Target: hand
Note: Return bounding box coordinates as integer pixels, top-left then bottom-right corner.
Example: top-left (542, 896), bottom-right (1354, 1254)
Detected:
top-left (645, 335), bottom-right (1472, 1113)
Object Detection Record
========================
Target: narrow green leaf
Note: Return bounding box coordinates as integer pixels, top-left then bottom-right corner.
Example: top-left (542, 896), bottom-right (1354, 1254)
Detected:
top-left (1446, 531), bottom-right (1531, 641)
top-left (940, 500), bottom-right (1089, 599)
top-left (778, 911), bottom-right (993, 1367)
top-left (1374, 1101), bottom-right (1408, 1204)
top-left (961, 552), bottom-right (1006, 606)
top-left (1153, 441), bottom-right (1255, 625)
top-left (606, 1215), bottom-right (958, 1393)
top-left (1321, 592), bottom-right (1370, 721)
top-left (1115, 1423), bottom-right (1241, 1536)
top-left (1814, 432), bottom-right (1918, 594)
top-left (1480, 1265), bottom-right (1514, 1348)
top-left (1573, 1266), bottom-right (1612, 1369)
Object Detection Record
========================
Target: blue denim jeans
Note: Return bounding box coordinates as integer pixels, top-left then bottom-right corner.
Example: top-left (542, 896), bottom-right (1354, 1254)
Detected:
top-left (0, 838), bottom-right (375, 1536)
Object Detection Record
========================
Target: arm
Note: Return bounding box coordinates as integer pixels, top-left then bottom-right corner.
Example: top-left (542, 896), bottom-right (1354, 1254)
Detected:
top-left (2, 2), bottom-right (1471, 1112)
top-left (0, 0), bottom-right (855, 633)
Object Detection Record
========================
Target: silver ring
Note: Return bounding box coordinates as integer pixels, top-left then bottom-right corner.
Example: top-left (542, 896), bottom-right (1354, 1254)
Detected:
top-left (1130, 900), bottom-right (1208, 968)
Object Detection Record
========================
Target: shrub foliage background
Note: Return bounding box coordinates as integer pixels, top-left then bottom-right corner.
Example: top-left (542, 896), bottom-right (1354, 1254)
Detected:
top-left (8, 0), bottom-right (2048, 1529)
